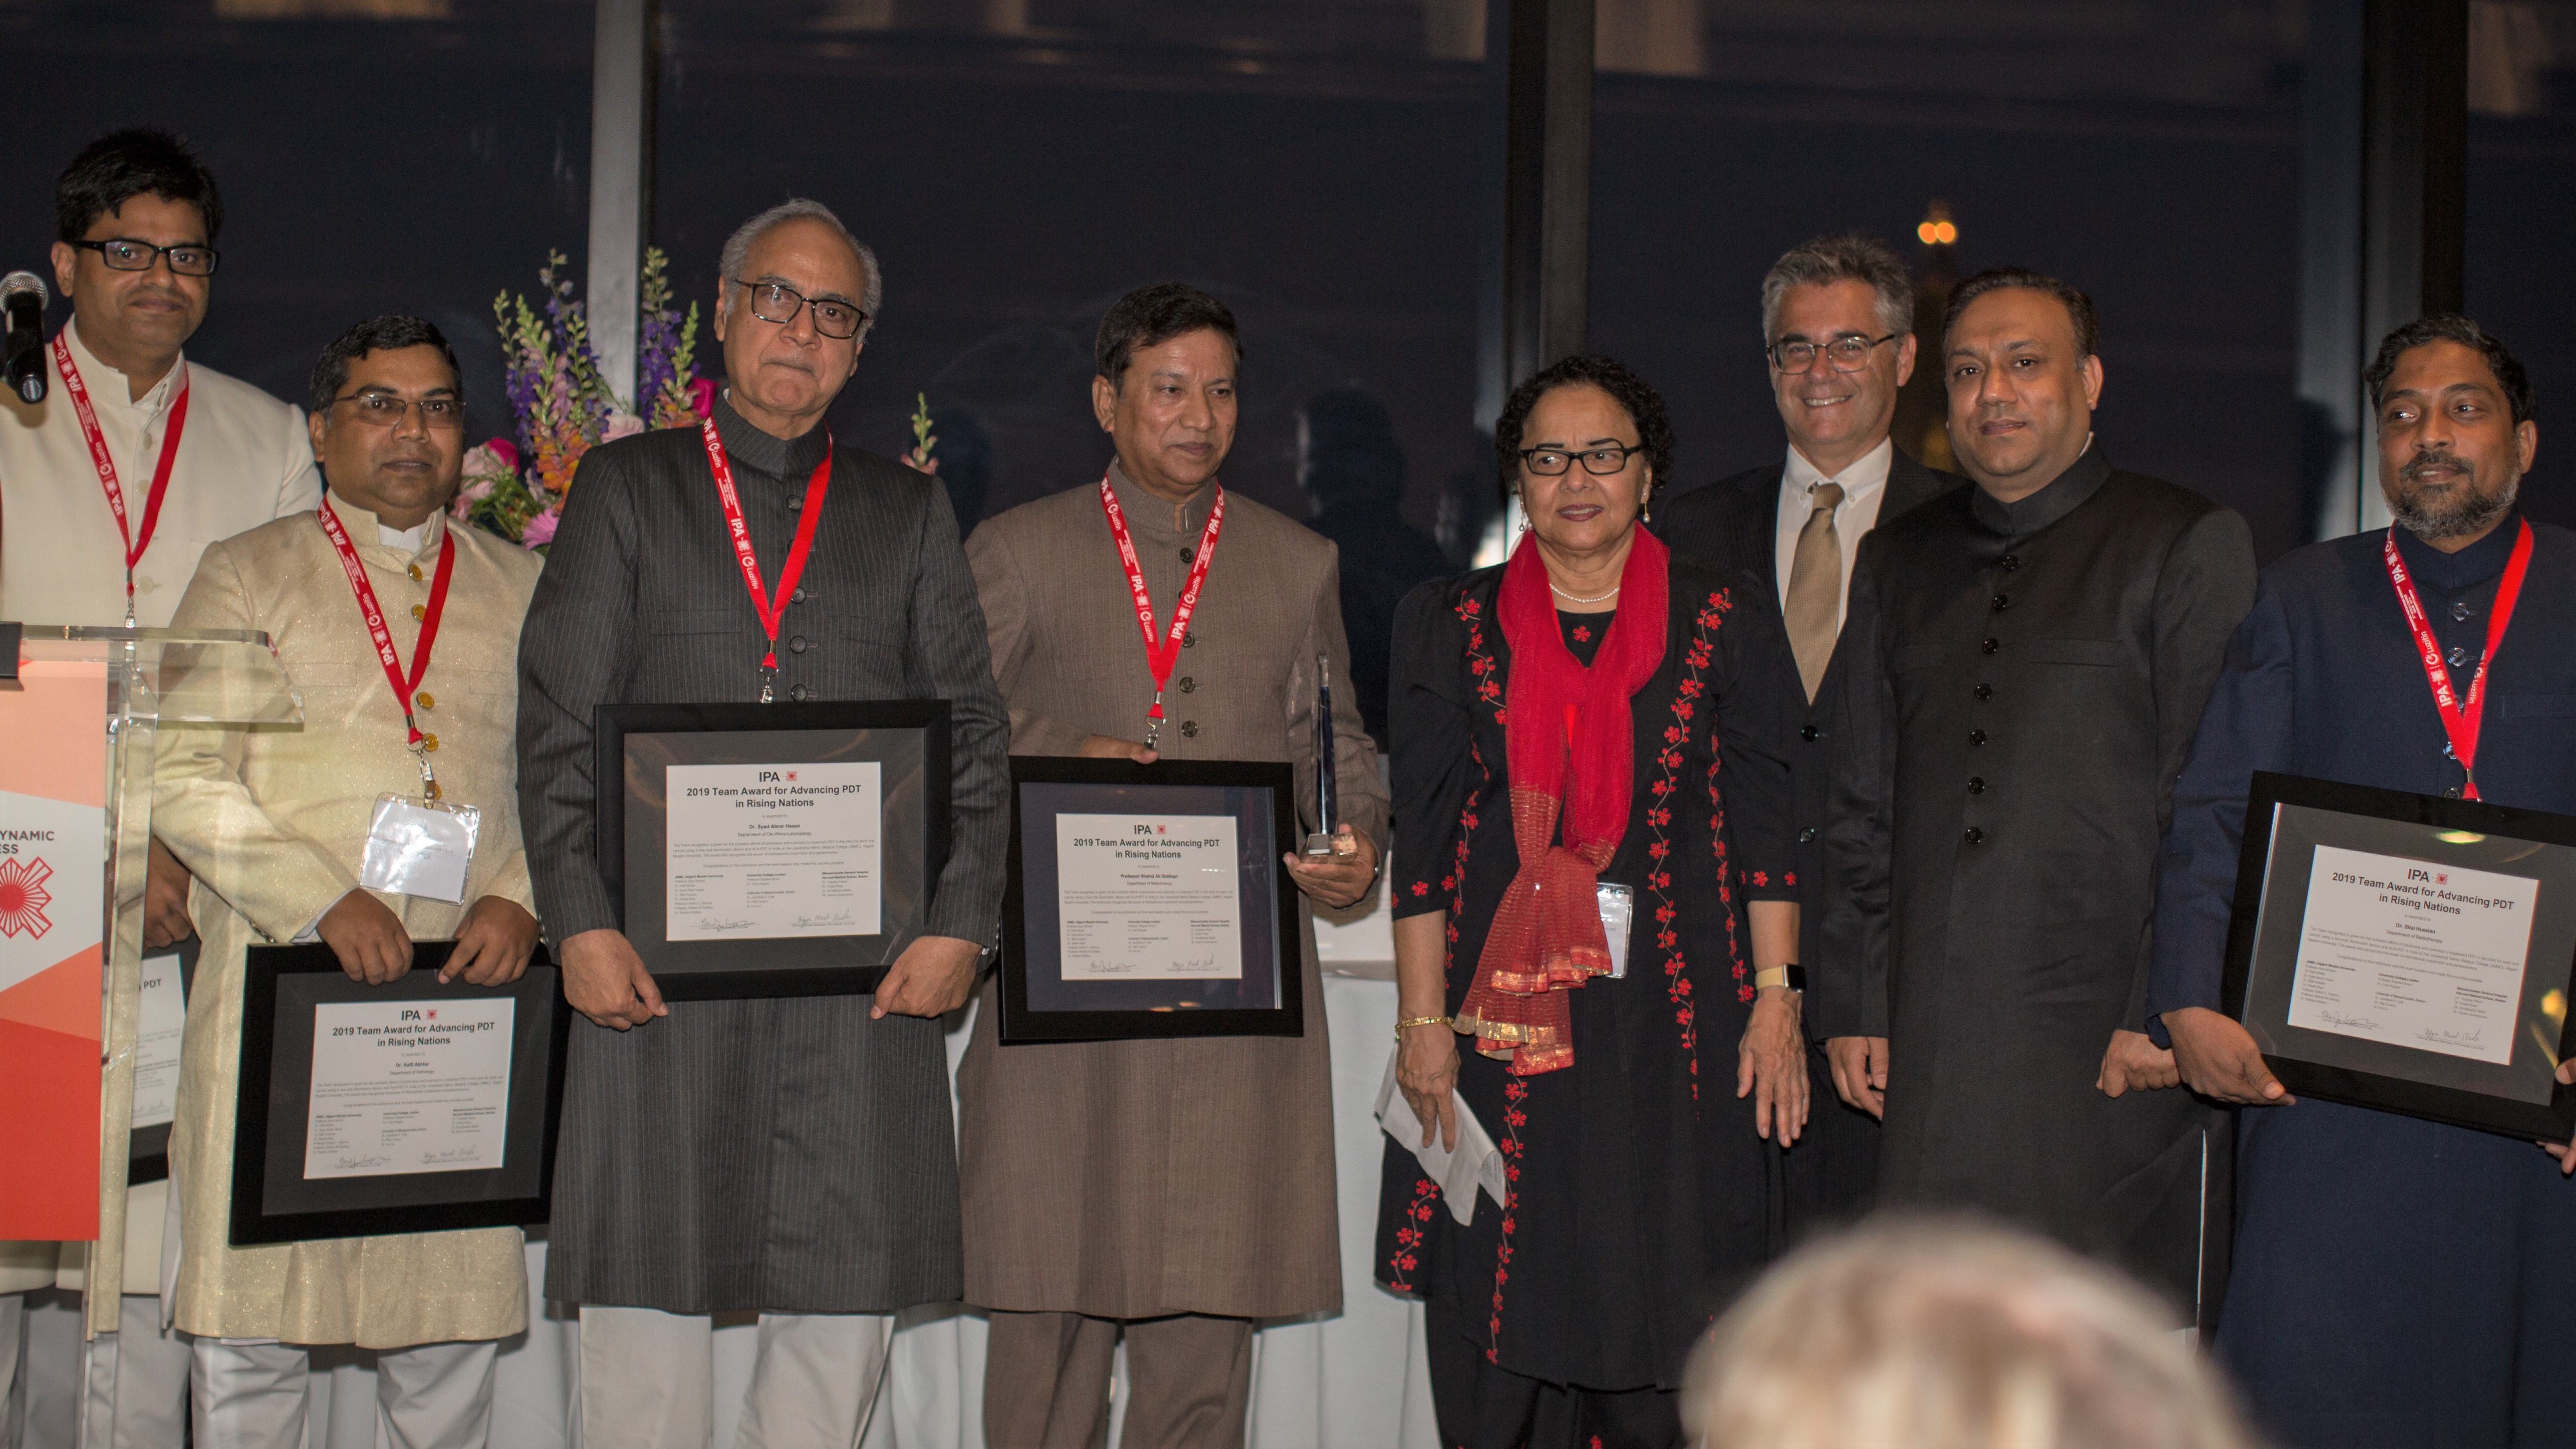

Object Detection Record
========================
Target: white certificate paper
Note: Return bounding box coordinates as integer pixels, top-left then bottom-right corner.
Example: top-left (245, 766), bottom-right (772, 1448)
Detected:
top-left (304, 999), bottom-right (514, 1180)
top-left (665, 763), bottom-right (881, 941)
top-left (132, 953), bottom-right (184, 1130)
top-left (1056, 813), bottom-right (1242, 980)
top-left (2287, 844), bottom-right (2541, 1065)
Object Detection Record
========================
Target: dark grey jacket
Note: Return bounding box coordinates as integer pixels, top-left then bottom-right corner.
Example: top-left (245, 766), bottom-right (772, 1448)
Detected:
top-left (517, 395), bottom-right (1009, 1313)
top-left (1657, 448), bottom-right (1959, 981)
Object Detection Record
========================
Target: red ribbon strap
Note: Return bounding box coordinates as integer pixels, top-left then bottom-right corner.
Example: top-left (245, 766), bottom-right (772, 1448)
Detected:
top-left (1098, 473), bottom-right (1224, 722)
top-left (2385, 518), bottom-right (2533, 801)
top-left (317, 498), bottom-right (454, 748)
top-left (53, 333), bottom-right (189, 620)
top-left (701, 417), bottom-right (832, 675)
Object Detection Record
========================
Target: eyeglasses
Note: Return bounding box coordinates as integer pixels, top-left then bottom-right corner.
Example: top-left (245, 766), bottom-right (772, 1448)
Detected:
top-left (730, 279), bottom-right (868, 340)
top-left (1519, 443), bottom-right (1645, 476)
top-left (331, 392), bottom-right (465, 431)
top-left (74, 238), bottom-right (220, 278)
top-left (1769, 332), bottom-right (1899, 374)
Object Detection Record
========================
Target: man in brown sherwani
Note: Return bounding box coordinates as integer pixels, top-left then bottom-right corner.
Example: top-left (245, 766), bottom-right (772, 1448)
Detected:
top-left (961, 283), bottom-right (1387, 1446)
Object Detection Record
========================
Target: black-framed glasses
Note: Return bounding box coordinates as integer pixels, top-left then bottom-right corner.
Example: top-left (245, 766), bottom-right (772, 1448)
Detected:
top-left (74, 238), bottom-right (220, 278)
top-left (1769, 332), bottom-right (1899, 374)
top-left (1519, 443), bottom-right (1645, 476)
top-left (331, 391), bottom-right (465, 431)
top-left (730, 279), bottom-right (867, 340)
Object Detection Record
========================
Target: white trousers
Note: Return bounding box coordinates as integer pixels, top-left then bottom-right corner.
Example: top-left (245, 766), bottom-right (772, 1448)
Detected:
top-left (192, 1337), bottom-right (498, 1449)
top-left (78, 1295), bottom-right (191, 1448)
top-left (578, 1306), bottom-right (893, 1449)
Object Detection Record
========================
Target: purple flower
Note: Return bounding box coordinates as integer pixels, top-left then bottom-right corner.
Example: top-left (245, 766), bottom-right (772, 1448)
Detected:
top-left (690, 377), bottom-right (716, 420)
top-left (521, 509), bottom-right (559, 549)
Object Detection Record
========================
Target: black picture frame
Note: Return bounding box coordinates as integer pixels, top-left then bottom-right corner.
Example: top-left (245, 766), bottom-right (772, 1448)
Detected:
top-left (2221, 771), bottom-right (2576, 1140)
top-left (1001, 756), bottom-right (1304, 1043)
top-left (595, 701), bottom-right (951, 1001)
top-left (231, 942), bottom-right (571, 1246)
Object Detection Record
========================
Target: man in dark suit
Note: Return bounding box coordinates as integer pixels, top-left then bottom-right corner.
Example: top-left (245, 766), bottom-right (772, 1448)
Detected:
top-left (2150, 317), bottom-right (2576, 1446)
top-left (1821, 268), bottom-right (2255, 1319)
top-left (1657, 233), bottom-right (1956, 1228)
top-left (517, 199), bottom-right (1009, 1446)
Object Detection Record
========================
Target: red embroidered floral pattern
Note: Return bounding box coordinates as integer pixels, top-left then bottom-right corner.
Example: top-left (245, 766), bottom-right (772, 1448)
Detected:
top-left (1488, 1075), bottom-right (1529, 1361)
top-left (1644, 590), bottom-right (1738, 1099)
top-left (1387, 1175), bottom-right (1440, 1291)
top-left (1570, 623), bottom-right (1592, 643)
top-left (1695, 589), bottom-right (1753, 1011)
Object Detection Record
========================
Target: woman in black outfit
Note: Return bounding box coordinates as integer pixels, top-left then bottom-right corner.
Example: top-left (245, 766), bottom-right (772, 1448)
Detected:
top-left (1373, 355), bottom-right (1805, 1448)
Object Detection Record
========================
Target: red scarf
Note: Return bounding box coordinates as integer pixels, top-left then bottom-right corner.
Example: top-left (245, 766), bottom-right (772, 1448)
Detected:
top-left (1455, 526), bottom-right (1669, 1074)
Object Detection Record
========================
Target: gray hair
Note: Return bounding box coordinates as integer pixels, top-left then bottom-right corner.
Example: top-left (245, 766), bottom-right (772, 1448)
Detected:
top-left (717, 198), bottom-right (883, 342)
top-left (1758, 233), bottom-right (1914, 343)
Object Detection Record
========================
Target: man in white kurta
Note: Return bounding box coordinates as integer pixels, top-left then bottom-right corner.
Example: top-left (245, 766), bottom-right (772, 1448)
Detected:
top-left (0, 128), bottom-right (317, 1449)
top-left (154, 317), bottom-right (540, 1448)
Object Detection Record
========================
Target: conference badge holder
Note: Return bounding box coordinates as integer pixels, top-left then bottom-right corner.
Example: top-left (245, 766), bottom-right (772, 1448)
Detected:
top-left (359, 793), bottom-right (478, 905)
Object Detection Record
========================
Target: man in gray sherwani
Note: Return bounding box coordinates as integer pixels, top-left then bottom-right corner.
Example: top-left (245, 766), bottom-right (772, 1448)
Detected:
top-left (516, 199), bottom-right (1008, 1447)
top-left (959, 284), bottom-right (1387, 1448)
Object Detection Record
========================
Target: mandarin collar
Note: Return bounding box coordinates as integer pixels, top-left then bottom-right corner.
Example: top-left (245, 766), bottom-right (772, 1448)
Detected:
top-left (1969, 440), bottom-right (2110, 538)
top-left (714, 389), bottom-right (831, 478)
top-left (2391, 509), bottom-right (2524, 593)
top-left (61, 317), bottom-right (185, 418)
top-left (323, 489), bottom-right (449, 563)
top-left (1106, 457), bottom-right (1216, 540)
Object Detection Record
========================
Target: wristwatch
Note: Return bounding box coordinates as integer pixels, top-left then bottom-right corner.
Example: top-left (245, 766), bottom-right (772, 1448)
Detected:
top-left (1752, 963), bottom-right (1808, 993)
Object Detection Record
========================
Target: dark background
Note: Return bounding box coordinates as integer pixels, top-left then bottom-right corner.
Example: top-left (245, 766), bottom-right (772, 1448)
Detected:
top-left (7, 0), bottom-right (2571, 578)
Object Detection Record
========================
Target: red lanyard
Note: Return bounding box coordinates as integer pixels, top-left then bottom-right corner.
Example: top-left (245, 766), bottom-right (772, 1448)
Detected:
top-left (701, 418), bottom-right (831, 703)
top-left (2386, 518), bottom-right (2533, 800)
top-left (318, 498), bottom-right (456, 795)
top-left (1099, 474), bottom-right (1224, 749)
top-left (53, 333), bottom-right (189, 624)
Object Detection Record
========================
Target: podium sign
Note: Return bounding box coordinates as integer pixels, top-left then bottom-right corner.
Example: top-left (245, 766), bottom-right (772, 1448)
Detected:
top-left (0, 659), bottom-right (109, 1239)
top-left (0, 627), bottom-right (298, 1321)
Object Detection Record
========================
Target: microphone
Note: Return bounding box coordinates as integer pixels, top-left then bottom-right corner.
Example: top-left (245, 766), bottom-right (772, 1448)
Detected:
top-left (2, 272), bottom-right (46, 405)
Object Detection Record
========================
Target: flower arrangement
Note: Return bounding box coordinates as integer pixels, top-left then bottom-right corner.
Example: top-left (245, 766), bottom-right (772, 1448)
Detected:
top-left (904, 392), bottom-right (938, 474)
top-left (453, 247), bottom-right (710, 548)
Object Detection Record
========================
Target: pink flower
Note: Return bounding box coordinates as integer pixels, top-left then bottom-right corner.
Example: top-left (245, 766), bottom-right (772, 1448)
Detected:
top-left (520, 509), bottom-right (559, 549)
top-left (602, 412), bottom-right (645, 443)
top-left (483, 437), bottom-right (521, 473)
top-left (690, 378), bottom-right (716, 420)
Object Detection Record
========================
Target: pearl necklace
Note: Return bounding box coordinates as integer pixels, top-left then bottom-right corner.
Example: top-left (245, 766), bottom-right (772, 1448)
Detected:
top-left (1551, 582), bottom-right (1621, 605)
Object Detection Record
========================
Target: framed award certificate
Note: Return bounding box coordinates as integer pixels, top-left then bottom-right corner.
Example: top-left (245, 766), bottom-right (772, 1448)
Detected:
top-left (2223, 771), bottom-right (2576, 1139)
top-left (230, 942), bottom-right (571, 1246)
top-left (595, 701), bottom-right (951, 1000)
top-left (1000, 757), bottom-right (1304, 1043)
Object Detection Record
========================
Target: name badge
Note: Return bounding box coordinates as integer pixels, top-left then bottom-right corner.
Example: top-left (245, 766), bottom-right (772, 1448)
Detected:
top-left (358, 795), bottom-right (479, 904)
top-left (1599, 882), bottom-right (1634, 980)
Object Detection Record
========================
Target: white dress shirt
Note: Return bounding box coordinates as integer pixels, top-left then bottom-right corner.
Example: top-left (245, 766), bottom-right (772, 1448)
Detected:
top-left (1772, 436), bottom-right (1895, 631)
top-left (0, 320), bottom-right (320, 628)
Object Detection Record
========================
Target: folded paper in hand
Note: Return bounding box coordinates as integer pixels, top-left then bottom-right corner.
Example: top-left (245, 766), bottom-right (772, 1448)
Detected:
top-left (1373, 1047), bottom-right (1505, 1226)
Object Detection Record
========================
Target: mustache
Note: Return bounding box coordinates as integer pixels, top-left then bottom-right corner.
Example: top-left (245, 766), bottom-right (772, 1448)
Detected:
top-left (2400, 449), bottom-right (2471, 486)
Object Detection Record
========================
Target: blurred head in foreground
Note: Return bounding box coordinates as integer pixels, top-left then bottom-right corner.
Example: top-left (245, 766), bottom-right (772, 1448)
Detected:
top-left (1684, 1218), bottom-right (2261, 1449)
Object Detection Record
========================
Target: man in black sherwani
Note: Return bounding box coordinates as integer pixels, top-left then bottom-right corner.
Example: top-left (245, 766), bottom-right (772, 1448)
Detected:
top-left (1658, 232), bottom-right (1958, 1228)
top-left (1819, 268), bottom-right (2255, 1317)
top-left (518, 199), bottom-right (1009, 1445)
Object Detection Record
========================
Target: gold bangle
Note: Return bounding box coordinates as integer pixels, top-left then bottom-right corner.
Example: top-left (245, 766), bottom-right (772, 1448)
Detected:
top-left (1394, 1015), bottom-right (1452, 1039)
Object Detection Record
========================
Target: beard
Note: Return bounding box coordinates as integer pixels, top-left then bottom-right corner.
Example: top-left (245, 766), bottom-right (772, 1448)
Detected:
top-left (2389, 451), bottom-right (2519, 542)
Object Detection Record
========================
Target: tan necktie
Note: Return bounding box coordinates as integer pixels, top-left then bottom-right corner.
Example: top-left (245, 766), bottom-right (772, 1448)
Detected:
top-left (1783, 482), bottom-right (1846, 702)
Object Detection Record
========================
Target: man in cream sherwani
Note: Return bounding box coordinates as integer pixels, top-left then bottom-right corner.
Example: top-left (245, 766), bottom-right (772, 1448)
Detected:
top-left (154, 316), bottom-right (541, 1447)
